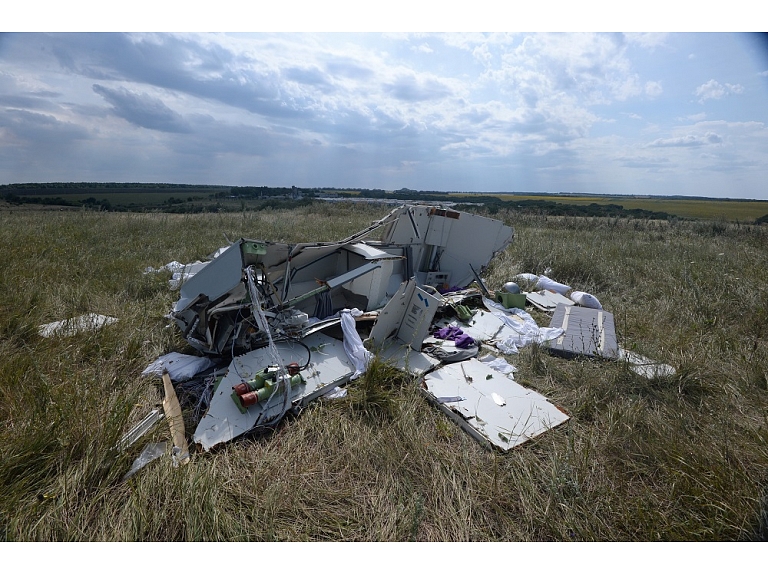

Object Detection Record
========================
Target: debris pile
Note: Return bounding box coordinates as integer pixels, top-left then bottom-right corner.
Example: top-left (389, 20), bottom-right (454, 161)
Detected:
top-left (126, 204), bottom-right (674, 475)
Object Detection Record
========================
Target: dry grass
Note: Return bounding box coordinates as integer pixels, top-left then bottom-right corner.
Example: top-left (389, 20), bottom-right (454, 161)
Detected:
top-left (1, 204), bottom-right (767, 541)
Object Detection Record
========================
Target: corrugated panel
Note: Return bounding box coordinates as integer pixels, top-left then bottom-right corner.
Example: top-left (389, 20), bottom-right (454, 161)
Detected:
top-left (547, 304), bottom-right (619, 359)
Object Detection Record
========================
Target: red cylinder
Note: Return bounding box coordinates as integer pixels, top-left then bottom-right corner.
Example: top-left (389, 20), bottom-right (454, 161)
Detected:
top-left (239, 390), bottom-right (260, 408)
top-left (232, 382), bottom-right (250, 396)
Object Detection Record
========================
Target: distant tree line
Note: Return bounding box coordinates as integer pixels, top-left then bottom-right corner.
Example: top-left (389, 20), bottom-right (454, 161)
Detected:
top-left (3, 182), bottom-right (767, 223)
top-left (0, 182), bottom-right (230, 195)
top-left (464, 198), bottom-right (676, 220)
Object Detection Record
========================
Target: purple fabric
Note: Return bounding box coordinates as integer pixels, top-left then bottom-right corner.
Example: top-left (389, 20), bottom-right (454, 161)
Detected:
top-left (433, 326), bottom-right (475, 348)
top-left (434, 326), bottom-right (462, 340)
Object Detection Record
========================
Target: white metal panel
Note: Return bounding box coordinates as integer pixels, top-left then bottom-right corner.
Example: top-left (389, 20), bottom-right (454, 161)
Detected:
top-left (425, 213), bottom-right (454, 247)
top-left (346, 243), bottom-right (402, 260)
top-left (431, 212), bottom-right (513, 288)
top-left (423, 359), bottom-right (569, 451)
top-left (368, 279), bottom-right (439, 352)
top-left (377, 343), bottom-right (441, 375)
top-left (526, 290), bottom-right (574, 312)
top-left (194, 332), bottom-right (354, 451)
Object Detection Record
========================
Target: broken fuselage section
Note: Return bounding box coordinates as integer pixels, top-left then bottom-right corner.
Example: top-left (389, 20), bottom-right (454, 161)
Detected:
top-left (166, 204), bottom-right (571, 452)
top-left (171, 205), bottom-right (514, 357)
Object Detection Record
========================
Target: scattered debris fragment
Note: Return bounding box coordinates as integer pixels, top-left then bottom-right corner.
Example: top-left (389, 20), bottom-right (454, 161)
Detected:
top-left (526, 290), bottom-right (574, 313)
top-left (569, 290), bottom-right (603, 310)
top-left (535, 275), bottom-right (571, 295)
top-left (116, 409), bottom-right (164, 451)
top-left (618, 348), bottom-right (676, 379)
top-left (122, 442), bottom-right (167, 481)
top-left (142, 352), bottom-right (214, 382)
top-left (38, 313), bottom-right (117, 338)
top-left (162, 372), bottom-right (189, 465)
top-left (481, 298), bottom-right (563, 354)
top-left (478, 354), bottom-right (517, 375)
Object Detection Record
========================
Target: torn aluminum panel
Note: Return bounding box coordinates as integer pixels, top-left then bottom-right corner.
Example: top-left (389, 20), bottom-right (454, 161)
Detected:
top-left (618, 348), bottom-right (676, 379)
top-left (169, 205), bottom-right (513, 356)
top-left (547, 304), bottom-right (619, 359)
top-left (38, 313), bottom-right (117, 338)
top-left (367, 278), bottom-right (442, 374)
top-left (526, 290), bottom-right (574, 313)
top-left (422, 358), bottom-right (569, 451)
top-left (194, 332), bottom-right (355, 451)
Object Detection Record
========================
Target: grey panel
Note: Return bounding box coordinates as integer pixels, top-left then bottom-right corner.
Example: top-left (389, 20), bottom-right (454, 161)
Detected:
top-left (175, 239), bottom-right (244, 312)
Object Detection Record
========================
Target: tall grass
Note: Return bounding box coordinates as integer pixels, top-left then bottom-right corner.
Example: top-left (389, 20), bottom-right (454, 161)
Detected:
top-left (1, 204), bottom-right (766, 540)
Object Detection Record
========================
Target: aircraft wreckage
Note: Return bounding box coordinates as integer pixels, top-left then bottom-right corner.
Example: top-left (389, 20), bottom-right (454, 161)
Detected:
top-left (149, 205), bottom-right (570, 454)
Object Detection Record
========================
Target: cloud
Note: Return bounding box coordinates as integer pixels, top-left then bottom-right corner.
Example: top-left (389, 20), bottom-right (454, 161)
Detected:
top-left (646, 132), bottom-right (723, 147)
top-left (283, 66), bottom-right (334, 90)
top-left (324, 57), bottom-right (374, 80)
top-left (0, 94), bottom-right (59, 111)
top-left (92, 84), bottom-right (190, 133)
top-left (0, 108), bottom-right (89, 143)
top-left (618, 155), bottom-right (673, 169)
top-left (644, 81), bottom-right (662, 98)
top-left (695, 79), bottom-right (744, 104)
top-left (625, 33), bottom-right (668, 49)
top-left (383, 74), bottom-right (452, 102)
top-left (412, 43), bottom-right (434, 54)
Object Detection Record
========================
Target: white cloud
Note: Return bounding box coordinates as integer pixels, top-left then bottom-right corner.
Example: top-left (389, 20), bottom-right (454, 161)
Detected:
top-left (644, 81), bottom-right (662, 98)
top-left (625, 33), bottom-right (668, 49)
top-left (695, 79), bottom-right (744, 104)
top-left (647, 132), bottom-right (723, 147)
top-left (412, 43), bottom-right (433, 54)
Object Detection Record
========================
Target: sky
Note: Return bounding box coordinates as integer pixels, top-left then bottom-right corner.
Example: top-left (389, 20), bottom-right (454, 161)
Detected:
top-left (2, 10), bottom-right (768, 199)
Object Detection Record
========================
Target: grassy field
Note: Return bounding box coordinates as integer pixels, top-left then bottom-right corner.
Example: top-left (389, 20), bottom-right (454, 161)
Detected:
top-left (6, 186), bottom-right (768, 221)
top-left (453, 193), bottom-right (768, 221)
top-left (1, 203), bottom-right (767, 541)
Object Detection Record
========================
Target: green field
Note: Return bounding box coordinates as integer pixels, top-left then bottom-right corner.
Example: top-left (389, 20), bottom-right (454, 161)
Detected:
top-left (3, 183), bottom-right (767, 221)
top-left (457, 194), bottom-right (768, 221)
top-left (1, 203), bottom-right (767, 541)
